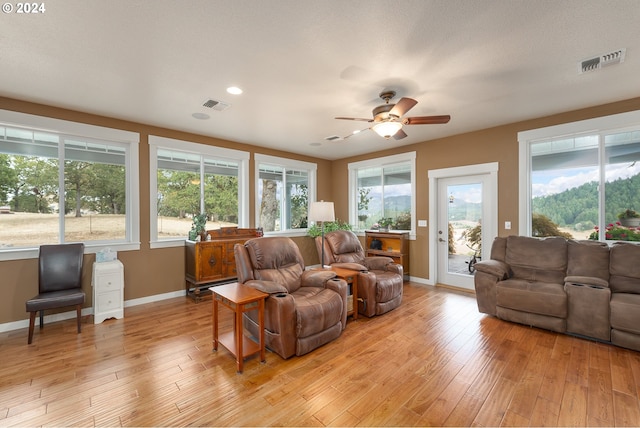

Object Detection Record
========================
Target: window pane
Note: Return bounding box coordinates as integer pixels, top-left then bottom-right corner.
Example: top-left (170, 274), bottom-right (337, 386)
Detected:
top-left (0, 151), bottom-right (59, 247)
top-left (383, 164), bottom-right (411, 230)
top-left (357, 167), bottom-right (382, 229)
top-left (64, 140), bottom-right (127, 242)
top-left (603, 131), bottom-right (640, 241)
top-left (258, 165), bottom-right (283, 232)
top-left (156, 149), bottom-right (202, 239)
top-left (203, 157), bottom-right (239, 229)
top-left (257, 164), bottom-right (309, 232)
top-left (530, 136), bottom-right (599, 239)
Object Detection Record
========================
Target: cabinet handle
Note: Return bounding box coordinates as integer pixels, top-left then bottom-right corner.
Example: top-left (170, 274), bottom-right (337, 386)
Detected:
top-left (209, 256), bottom-right (217, 267)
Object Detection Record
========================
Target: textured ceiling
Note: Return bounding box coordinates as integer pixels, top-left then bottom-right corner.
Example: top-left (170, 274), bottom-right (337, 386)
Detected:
top-left (2, 0), bottom-right (639, 159)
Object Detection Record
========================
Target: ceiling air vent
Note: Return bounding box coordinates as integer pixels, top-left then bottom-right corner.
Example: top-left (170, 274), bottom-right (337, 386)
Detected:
top-left (202, 98), bottom-right (230, 111)
top-left (579, 48), bottom-right (626, 74)
top-left (324, 135), bottom-right (342, 141)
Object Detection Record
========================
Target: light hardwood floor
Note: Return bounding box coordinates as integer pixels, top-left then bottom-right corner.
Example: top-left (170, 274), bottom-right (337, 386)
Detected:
top-left (2, 283), bottom-right (640, 426)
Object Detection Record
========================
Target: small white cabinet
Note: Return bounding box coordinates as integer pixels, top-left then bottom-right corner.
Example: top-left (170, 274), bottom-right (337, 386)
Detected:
top-left (92, 260), bottom-right (124, 324)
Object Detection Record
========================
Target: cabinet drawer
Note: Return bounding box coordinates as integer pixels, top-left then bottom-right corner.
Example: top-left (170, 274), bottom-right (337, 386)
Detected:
top-left (96, 290), bottom-right (122, 313)
top-left (95, 272), bottom-right (122, 291)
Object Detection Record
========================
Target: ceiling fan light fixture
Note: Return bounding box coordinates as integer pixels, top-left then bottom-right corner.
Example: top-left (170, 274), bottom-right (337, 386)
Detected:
top-left (373, 121), bottom-right (403, 139)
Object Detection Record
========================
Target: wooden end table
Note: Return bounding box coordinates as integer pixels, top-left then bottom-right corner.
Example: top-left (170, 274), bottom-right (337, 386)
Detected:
top-left (325, 266), bottom-right (360, 320)
top-left (210, 283), bottom-right (268, 373)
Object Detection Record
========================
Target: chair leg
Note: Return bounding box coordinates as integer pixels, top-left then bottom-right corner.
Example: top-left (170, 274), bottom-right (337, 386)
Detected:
top-left (28, 312), bottom-right (36, 344)
top-left (76, 305), bottom-right (82, 334)
top-left (39, 310), bottom-right (44, 329)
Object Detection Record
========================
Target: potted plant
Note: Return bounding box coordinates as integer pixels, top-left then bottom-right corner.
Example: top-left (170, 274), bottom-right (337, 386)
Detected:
top-left (617, 209), bottom-right (640, 227)
top-left (377, 217), bottom-right (393, 232)
top-left (189, 213), bottom-right (208, 241)
top-left (307, 219), bottom-right (353, 238)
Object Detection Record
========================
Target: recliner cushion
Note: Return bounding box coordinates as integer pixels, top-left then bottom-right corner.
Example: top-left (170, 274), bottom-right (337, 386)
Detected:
top-left (566, 239), bottom-right (610, 282)
top-left (610, 242), bottom-right (640, 294)
top-left (505, 236), bottom-right (567, 284)
top-left (610, 293), bottom-right (640, 335)
top-left (496, 278), bottom-right (567, 318)
top-left (326, 232), bottom-right (366, 265)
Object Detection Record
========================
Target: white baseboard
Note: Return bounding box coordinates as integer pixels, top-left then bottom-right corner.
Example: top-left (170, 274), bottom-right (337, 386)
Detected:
top-left (0, 289), bottom-right (187, 334)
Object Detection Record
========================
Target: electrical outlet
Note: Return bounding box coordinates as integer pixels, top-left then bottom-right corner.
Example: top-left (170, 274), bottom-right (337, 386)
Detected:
top-left (418, 220), bottom-right (427, 227)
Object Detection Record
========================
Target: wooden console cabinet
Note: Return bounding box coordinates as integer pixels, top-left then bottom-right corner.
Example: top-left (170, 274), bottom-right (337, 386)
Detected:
top-left (185, 227), bottom-right (259, 301)
top-left (365, 230), bottom-right (410, 281)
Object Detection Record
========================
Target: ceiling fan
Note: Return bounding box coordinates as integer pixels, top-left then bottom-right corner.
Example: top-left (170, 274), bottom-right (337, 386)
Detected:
top-left (336, 91), bottom-right (450, 140)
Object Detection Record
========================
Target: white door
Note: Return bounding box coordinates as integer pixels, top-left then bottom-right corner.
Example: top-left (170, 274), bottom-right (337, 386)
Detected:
top-left (429, 163), bottom-right (498, 291)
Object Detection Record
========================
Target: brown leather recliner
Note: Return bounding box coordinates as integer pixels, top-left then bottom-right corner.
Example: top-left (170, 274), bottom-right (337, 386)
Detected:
top-left (234, 237), bottom-right (348, 359)
top-left (316, 230), bottom-right (403, 317)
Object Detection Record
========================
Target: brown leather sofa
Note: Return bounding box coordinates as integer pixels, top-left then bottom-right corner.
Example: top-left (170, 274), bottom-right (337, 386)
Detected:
top-left (234, 236), bottom-right (348, 359)
top-left (315, 230), bottom-right (403, 317)
top-left (474, 235), bottom-right (640, 351)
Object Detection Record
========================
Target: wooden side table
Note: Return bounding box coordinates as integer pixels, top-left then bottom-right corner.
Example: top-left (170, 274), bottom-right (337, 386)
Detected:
top-left (326, 266), bottom-right (360, 320)
top-left (210, 283), bottom-right (268, 373)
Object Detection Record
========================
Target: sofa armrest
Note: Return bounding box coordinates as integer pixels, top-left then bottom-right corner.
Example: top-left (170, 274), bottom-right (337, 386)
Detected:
top-left (564, 275), bottom-right (609, 288)
top-left (474, 259), bottom-right (510, 280)
top-left (242, 280), bottom-right (288, 295)
top-left (364, 256), bottom-right (395, 271)
top-left (332, 262), bottom-right (368, 272)
top-left (301, 269), bottom-right (337, 288)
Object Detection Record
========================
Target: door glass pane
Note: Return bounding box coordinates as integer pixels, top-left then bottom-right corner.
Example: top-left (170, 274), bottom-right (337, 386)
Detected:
top-left (447, 183), bottom-right (482, 275)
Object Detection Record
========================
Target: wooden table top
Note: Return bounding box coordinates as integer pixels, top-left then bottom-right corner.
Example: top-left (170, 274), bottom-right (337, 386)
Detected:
top-left (209, 283), bottom-right (268, 304)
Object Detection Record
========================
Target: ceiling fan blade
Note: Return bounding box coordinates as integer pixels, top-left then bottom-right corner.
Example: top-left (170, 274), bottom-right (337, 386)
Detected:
top-left (402, 115), bottom-right (451, 125)
top-left (389, 97), bottom-right (417, 118)
top-left (343, 127), bottom-right (371, 139)
top-left (393, 129), bottom-right (408, 140)
top-left (335, 116), bottom-right (373, 122)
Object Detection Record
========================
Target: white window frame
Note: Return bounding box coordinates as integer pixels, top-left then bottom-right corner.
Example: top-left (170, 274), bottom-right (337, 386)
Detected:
top-left (518, 109), bottom-right (640, 237)
top-left (0, 109), bottom-right (140, 261)
top-left (348, 151), bottom-right (416, 237)
top-left (149, 135), bottom-right (250, 249)
top-left (254, 154), bottom-right (317, 236)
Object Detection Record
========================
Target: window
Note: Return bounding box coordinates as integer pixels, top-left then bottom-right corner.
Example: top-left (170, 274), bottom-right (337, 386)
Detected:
top-left (348, 152), bottom-right (416, 234)
top-left (0, 110), bottom-right (139, 261)
top-left (519, 110), bottom-right (640, 242)
top-left (149, 136), bottom-right (249, 248)
top-left (255, 154), bottom-right (316, 233)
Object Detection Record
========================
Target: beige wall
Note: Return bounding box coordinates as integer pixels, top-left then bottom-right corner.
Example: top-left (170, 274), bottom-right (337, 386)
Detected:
top-left (332, 97), bottom-right (640, 281)
top-left (2, 95), bottom-right (640, 326)
top-left (0, 97), bottom-right (331, 325)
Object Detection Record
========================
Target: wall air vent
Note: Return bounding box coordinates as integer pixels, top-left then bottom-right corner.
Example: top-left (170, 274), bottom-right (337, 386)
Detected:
top-left (579, 48), bottom-right (626, 74)
top-left (202, 98), bottom-right (230, 111)
top-left (324, 135), bottom-right (342, 141)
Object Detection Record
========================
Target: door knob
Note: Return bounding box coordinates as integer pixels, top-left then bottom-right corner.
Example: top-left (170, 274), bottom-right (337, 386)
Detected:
top-left (438, 238), bottom-right (446, 243)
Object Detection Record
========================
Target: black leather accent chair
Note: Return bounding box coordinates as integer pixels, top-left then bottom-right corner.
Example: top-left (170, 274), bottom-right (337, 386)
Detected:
top-left (25, 243), bottom-right (85, 344)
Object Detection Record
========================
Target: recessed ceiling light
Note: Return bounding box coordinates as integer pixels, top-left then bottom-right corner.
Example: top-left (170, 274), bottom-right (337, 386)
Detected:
top-left (192, 112), bottom-right (210, 120)
top-left (226, 86), bottom-right (243, 95)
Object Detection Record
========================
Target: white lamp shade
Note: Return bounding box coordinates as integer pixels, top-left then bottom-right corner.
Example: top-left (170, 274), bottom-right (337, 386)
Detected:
top-left (308, 201), bottom-right (335, 222)
top-left (373, 121), bottom-right (403, 138)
